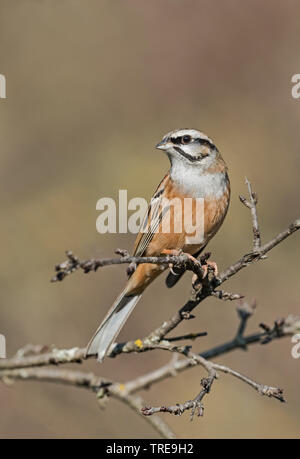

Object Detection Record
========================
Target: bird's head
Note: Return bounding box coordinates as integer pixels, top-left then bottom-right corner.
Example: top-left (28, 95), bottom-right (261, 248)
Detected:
top-left (156, 128), bottom-right (219, 170)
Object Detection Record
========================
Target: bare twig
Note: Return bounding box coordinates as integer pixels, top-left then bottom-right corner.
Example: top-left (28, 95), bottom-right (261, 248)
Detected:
top-left (167, 332), bottom-right (207, 342)
top-left (1, 312), bottom-right (299, 371)
top-left (211, 290), bottom-right (245, 301)
top-left (0, 367), bottom-right (111, 390)
top-left (124, 314), bottom-right (300, 394)
top-left (239, 177), bottom-right (262, 251)
top-left (51, 251), bottom-right (205, 283)
top-left (50, 217), bottom-right (300, 353)
top-left (218, 218), bottom-right (300, 284)
top-left (138, 339), bottom-right (286, 418)
top-left (0, 367), bottom-right (175, 439)
top-left (141, 372), bottom-right (216, 419)
top-left (1, 312), bottom-right (298, 428)
top-left (235, 300), bottom-right (256, 346)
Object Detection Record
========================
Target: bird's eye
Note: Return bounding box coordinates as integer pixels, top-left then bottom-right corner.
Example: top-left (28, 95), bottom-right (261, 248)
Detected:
top-left (182, 135), bottom-right (191, 144)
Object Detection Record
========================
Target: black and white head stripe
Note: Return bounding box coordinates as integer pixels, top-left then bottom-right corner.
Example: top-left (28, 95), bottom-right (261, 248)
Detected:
top-left (167, 129), bottom-right (216, 148)
top-left (162, 128), bottom-right (218, 162)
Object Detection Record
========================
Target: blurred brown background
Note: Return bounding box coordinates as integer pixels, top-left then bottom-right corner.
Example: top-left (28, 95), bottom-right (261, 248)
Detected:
top-left (0, 0), bottom-right (299, 439)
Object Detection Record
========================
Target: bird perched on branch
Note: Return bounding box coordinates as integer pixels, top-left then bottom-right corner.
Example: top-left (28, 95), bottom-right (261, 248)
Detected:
top-left (86, 128), bottom-right (230, 361)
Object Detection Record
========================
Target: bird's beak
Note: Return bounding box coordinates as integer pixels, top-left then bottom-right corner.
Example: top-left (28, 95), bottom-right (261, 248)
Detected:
top-left (156, 140), bottom-right (172, 151)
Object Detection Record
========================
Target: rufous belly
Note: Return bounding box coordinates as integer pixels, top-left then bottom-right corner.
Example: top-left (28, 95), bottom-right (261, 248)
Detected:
top-left (126, 186), bottom-right (230, 296)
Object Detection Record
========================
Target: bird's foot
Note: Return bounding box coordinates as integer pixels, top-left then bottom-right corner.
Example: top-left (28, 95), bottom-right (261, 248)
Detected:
top-left (161, 249), bottom-right (217, 287)
top-left (191, 259), bottom-right (218, 290)
top-left (162, 249), bottom-right (200, 272)
top-left (206, 260), bottom-right (218, 277)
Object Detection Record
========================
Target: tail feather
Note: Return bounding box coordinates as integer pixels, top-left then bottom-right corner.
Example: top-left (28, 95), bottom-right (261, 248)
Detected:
top-left (86, 291), bottom-right (142, 362)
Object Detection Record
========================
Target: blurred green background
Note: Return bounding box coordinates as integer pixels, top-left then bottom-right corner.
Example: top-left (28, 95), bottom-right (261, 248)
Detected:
top-left (0, 0), bottom-right (299, 439)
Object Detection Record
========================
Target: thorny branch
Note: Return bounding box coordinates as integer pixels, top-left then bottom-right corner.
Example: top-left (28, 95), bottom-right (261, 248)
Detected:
top-left (1, 181), bottom-right (300, 439)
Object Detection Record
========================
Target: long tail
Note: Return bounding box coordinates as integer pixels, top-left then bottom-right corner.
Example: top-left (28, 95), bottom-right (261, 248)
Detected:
top-left (85, 290), bottom-right (142, 362)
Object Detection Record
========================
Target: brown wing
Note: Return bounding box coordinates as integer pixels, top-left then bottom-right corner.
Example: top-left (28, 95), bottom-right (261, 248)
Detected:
top-left (133, 173), bottom-right (170, 257)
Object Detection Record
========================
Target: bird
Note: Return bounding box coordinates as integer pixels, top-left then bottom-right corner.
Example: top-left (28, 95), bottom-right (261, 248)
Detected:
top-left (86, 128), bottom-right (230, 362)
